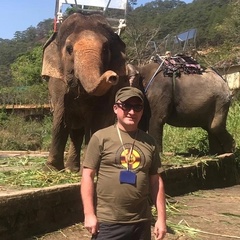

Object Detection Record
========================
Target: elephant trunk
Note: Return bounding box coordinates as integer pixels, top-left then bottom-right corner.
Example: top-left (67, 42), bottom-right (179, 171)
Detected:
top-left (71, 34), bottom-right (120, 96)
top-left (72, 64), bottom-right (119, 96)
top-left (86, 70), bottom-right (119, 96)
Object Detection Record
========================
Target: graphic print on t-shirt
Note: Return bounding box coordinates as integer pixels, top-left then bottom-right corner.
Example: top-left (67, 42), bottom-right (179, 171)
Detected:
top-left (115, 143), bottom-right (145, 171)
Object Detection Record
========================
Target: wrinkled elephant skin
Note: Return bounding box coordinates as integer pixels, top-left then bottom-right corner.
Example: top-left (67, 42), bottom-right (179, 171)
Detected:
top-left (41, 12), bottom-right (139, 172)
top-left (139, 63), bottom-right (235, 155)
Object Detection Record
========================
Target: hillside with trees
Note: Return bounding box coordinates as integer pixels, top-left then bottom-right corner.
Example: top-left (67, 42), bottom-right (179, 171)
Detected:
top-left (0, 0), bottom-right (239, 104)
top-left (124, 0), bottom-right (240, 64)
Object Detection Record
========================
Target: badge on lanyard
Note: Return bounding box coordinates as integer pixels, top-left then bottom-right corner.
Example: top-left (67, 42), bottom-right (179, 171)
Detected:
top-left (120, 170), bottom-right (136, 185)
top-left (117, 126), bottom-right (138, 185)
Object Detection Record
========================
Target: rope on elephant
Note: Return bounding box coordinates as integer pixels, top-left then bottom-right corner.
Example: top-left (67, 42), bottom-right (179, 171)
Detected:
top-left (144, 59), bottom-right (165, 93)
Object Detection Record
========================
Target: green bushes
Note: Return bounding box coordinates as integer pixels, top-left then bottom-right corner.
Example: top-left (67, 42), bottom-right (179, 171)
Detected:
top-left (0, 83), bottom-right (48, 105)
top-left (0, 114), bottom-right (52, 151)
top-left (163, 126), bottom-right (209, 155)
top-left (227, 100), bottom-right (240, 148)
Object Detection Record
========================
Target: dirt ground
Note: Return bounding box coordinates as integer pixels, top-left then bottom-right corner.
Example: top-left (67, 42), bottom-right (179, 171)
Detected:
top-left (29, 184), bottom-right (240, 240)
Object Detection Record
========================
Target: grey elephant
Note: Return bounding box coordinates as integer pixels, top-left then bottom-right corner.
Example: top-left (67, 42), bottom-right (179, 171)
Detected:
top-left (41, 12), bottom-right (139, 172)
top-left (138, 60), bottom-right (235, 155)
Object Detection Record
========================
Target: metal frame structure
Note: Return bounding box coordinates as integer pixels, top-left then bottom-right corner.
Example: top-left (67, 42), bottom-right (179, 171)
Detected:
top-left (173, 28), bottom-right (197, 52)
top-left (54, 0), bottom-right (128, 35)
top-left (147, 28), bottom-right (197, 57)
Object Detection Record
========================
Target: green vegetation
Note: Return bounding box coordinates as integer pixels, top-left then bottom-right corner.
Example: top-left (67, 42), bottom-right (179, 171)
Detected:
top-left (11, 46), bottom-right (43, 86)
top-left (0, 82), bottom-right (48, 105)
top-left (0, 115), bottom-right (52, 151)
top-left (123, 0), bottom-right (240, 65)
top-left (0, 156), bottom-right (79, 188)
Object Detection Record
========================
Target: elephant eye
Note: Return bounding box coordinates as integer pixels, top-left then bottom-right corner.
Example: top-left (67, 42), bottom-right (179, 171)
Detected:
top-left (66, 44), bottom-right (73, 55)
top-left (102, 42), bottom-right (109, 53)
top-left (103, 46), bottom-right (107, 52)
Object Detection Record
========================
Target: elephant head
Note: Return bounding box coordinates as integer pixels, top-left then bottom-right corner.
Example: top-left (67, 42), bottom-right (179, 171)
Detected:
top-left (42, 12), bottom-right (128, 96)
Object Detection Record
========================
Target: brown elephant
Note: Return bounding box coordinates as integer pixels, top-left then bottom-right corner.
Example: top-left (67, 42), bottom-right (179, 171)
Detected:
top-left (41, 12), bottom-right (140, 172)
top-left (138, 60), bottom-right (235, 155)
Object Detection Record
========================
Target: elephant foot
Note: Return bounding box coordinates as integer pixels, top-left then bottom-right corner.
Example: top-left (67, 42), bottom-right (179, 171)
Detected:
top-left (65, 158), bottom-right (80, 173)
top-left (65, 165), bottom-right (80, 173)
top-left (43, 162), bottom-right (65, 172)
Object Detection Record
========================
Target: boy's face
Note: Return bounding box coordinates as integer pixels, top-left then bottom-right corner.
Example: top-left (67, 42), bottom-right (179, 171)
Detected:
top-left (114, 97), bottom-right (143, 129)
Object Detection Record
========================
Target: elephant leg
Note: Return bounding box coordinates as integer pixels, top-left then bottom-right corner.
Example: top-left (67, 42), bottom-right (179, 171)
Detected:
top-left (149, 118), bottom-right (164, 152)
top-left (221, 131), bottom-right (235, 153)
top-left (65, 128), bottom-right (85, 173)
top-left (208, 129), bottom-right (235, 155)
top-left (207, 110), bottom-right (235, 154)
top-left (44, 106), bottom-right (69, 171)
top-left (207, 131), bottom-right (224, 155)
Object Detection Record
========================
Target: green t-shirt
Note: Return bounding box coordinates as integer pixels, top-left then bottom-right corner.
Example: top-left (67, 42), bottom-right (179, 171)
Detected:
top-left (82, 124), bottom-right (161, 223)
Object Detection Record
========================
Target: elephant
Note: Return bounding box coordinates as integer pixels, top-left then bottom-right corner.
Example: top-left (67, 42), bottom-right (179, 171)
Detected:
top-left (41, 12), bottom-right (140, 172)
top-left (137, 59), bottom-right (235, 155)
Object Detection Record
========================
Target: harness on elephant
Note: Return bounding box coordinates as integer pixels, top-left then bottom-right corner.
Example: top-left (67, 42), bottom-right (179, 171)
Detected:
top-left (150, 54), bottom-right (203, 77)
top-left (144, 54), bottom-right (179, 93)
top-left (144, 53), bottom-right (202, 93)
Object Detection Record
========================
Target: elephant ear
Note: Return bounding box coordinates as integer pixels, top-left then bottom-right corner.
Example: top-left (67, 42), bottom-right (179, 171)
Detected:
top-left (109, 33), bottom-right (127, 77)
top-left (41, 33), bottom-right (63, 80)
